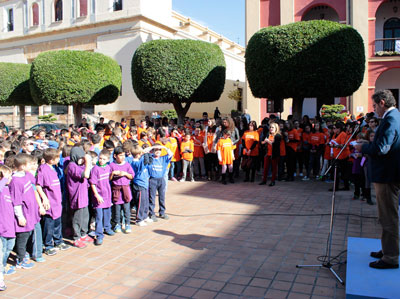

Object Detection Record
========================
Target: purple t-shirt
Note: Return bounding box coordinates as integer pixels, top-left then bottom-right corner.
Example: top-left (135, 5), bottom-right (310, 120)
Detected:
top-left (9, 172), bottom-right (39, 233)
top-left (0, 178), bottom-right (16, 238)
top-left (36, 164), bottom-right (62, 219)
top-left (110, 162), bottom-right (134, 205)
top-left (63, 156), bottom-right (71, 173)
top-left (66, 162), bottom-right (89, 210)
top-left (89, 164), bottom-right (112, 209)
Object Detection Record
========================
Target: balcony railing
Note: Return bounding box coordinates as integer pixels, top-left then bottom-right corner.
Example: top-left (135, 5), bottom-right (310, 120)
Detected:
top-left (375, 38), bottom-right (400, 56)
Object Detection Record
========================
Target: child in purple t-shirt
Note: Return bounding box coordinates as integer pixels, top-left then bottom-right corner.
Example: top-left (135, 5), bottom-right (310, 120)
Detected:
top-left (110, 146), bottom-right (134, 233)
top-left (9, 154), bottom-right (38, 269)
top-left (0, 165), bottom-right (16, 277)
top-left (66, 147), bottom-right (92, 249)
top-left (36, 148), bottom-right (71, 256)
top-left (89, 149), bottom-right (114, 246)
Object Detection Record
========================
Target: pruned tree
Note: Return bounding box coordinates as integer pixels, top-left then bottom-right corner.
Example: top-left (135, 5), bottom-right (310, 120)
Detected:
top-left (30, 50), bottom-right (121, 125)
top-left (131, 39), bottom-right (226, 124)
top-left (245, 20), bottom-right (365, 120)
top-left (0, 62), bottom-right (36, 129)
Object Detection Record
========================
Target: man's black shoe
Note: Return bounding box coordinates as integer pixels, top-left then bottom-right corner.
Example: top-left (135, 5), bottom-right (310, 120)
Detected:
top-left (370, 251), bottom-right (383, 259)
top-left (369, 259), bottom-right (399, 269)
top-left (259, 181), bottom-right (266, 185)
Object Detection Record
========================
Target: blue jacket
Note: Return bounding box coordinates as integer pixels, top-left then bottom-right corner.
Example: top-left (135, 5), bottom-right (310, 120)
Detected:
top-left (362, 108), bottom-right (400, 183)
top-left (130, 157), bottom-right (150, 189)
top-left (148, 155), bottom-right (171, 179)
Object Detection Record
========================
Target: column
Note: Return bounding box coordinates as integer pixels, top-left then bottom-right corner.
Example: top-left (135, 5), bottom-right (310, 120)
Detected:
top-left (245, 0), bottom-right (261, 124)
top-left (68, 105), bottom-right (73, 125)
top-left (350, 0), bottom-right (369, 114)
top-left (280, 0), bottom-right (294, 25)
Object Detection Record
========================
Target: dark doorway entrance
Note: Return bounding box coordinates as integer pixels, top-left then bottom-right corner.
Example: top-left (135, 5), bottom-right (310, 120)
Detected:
top-left (389, 89), bottom-right (399, 108)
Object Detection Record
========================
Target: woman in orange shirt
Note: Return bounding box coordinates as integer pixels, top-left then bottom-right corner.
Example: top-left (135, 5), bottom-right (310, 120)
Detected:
top-left (241, 121), bottom-right (259, 182)
top-left (285, 121), bottom-right (300, 181)
top-left (204, 120), bottom-right (218, 181)
top-left (217, 130), bottom-right (235, 184)
top-left (301, 124), bottom-right (312, 180)
top-left (259, 123), bottom-right (283, 186)
top-left (307, 122), bottom-right (325, 180)
top-left (329, 122), bottom-right (351, 191)
top-left (168, 130), bottom-right (181, 181)
top-left (192, 127), bottom-right (206, 178)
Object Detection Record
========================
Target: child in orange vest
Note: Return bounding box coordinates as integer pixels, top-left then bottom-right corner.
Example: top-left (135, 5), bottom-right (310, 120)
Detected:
top-left (217, 130), bottom-right (235, 184)
top-left (180, 132), bottom-right (194, 182)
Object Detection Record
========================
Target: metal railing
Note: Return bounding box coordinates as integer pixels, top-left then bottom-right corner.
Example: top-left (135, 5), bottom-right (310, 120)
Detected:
top-left (375, 38), bottom-right (400, 55)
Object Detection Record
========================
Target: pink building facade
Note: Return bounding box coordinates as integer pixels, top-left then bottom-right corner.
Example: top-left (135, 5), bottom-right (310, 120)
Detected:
top-left (247, 0), bottom-right (400, 120)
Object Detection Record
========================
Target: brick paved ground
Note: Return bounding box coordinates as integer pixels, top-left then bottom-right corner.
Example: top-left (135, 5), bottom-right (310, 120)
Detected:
top-left (2, 176), bottom-right (380, 298)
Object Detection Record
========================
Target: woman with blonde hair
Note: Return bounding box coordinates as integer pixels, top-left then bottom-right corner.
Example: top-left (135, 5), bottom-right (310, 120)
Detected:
top-left (259, 122), bottom-right (284, 186)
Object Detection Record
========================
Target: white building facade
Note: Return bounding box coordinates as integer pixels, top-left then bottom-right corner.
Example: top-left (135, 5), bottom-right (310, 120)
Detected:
top-left (0, 0), bottom-right (245, 127)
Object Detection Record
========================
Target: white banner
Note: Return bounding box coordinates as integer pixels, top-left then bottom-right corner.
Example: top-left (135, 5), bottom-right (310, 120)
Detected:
top-left (395, 40), bottom-right (400, 52)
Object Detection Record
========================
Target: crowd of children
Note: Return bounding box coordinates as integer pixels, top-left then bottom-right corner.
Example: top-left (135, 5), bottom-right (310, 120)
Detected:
top-left (0, 111), bottom-right (377, 291)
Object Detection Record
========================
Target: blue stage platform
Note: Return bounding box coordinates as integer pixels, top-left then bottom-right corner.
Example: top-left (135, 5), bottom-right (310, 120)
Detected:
top-left (346, 237), bottom-right (400, 299)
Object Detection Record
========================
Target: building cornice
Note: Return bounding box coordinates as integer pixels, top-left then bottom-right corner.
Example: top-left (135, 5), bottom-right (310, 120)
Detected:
top-left (172, 11), bottom-right (245, 52)
top-left (0, 14), bottom-right (178, 46)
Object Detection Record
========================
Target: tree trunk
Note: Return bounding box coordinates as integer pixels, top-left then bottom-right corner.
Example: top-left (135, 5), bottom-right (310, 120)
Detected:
top-left (317, 96), bottom-right (334, 116)
top-left (173, 101), bottom-right (192, 125)
top-left (19, 105), bottom-right (25, 130)
top-left (292, 97), bottom-right (304, 121)
top-left (73, 103), bottom-right (83, 126)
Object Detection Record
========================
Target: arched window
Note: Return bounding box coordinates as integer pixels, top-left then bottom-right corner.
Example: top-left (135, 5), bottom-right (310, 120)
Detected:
top-left (79, 0), bottom-right (87, 17)
top-left (55, 0), bottom-right (63, 21)
top-left (384, 18), bottom-right (400, 51)
top-left (32, 3), bottom-right (39, 26)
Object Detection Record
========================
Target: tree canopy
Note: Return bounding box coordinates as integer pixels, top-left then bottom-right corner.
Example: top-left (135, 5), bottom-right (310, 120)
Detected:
top-left (131, 39), bottom-right (226, 123)
top-left (0, 62), bottom-right (35, 106)
top-left (30, 50), bottom-right (121, 124)
top-left (245, 20), bottom-right (365, 117)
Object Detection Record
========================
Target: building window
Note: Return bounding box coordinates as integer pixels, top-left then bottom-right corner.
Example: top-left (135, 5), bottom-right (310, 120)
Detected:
top-left (55, 0), bottom-right (63, 21)
top-left (32, 3), bottom-right (39, 26)
top-left (7, 8), bottom-right (13, 31)
top-left (79, 0), bottom-right (87, 17)
top-left (113, 0), bottom-right (122, 11)
top-left (384, 18), bottom-right (400, 51)
top-left (51, 105), bottom-right (68, 115)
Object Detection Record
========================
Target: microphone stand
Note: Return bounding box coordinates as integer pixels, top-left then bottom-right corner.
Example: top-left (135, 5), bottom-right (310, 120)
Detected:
top-left (296, 124), bottom-right (360, 285)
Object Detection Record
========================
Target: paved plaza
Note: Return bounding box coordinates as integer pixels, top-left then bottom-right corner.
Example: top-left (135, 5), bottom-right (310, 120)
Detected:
top-left (2, 177), bottom-right (380, 298)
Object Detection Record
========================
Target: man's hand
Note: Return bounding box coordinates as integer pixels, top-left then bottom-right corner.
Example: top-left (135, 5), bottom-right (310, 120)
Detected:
top-left (96, 195), bottom-right (104, 204)
top-left (18, 217), bottom-right (26, 227)
top-left (42, 198), bottom-right (50, 210)
top-left (39, 206), bottom-right (46, 216)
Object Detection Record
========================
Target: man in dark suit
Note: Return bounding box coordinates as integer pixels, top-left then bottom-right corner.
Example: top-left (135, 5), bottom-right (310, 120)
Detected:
top-left (355, 90), bottom-right (400, 269)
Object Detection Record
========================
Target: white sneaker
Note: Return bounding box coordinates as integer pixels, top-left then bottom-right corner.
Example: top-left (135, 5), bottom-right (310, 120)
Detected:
top-left (302, 176), bottom-right (310, 181)
top-left (179, 179), bottom-right (185, 182)
top-left (137, 221), bottom-right (147, 227)
top-left (190, 179), bottom-right (195, 182)
top-left (144, 217), bottom-right (153, 223)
